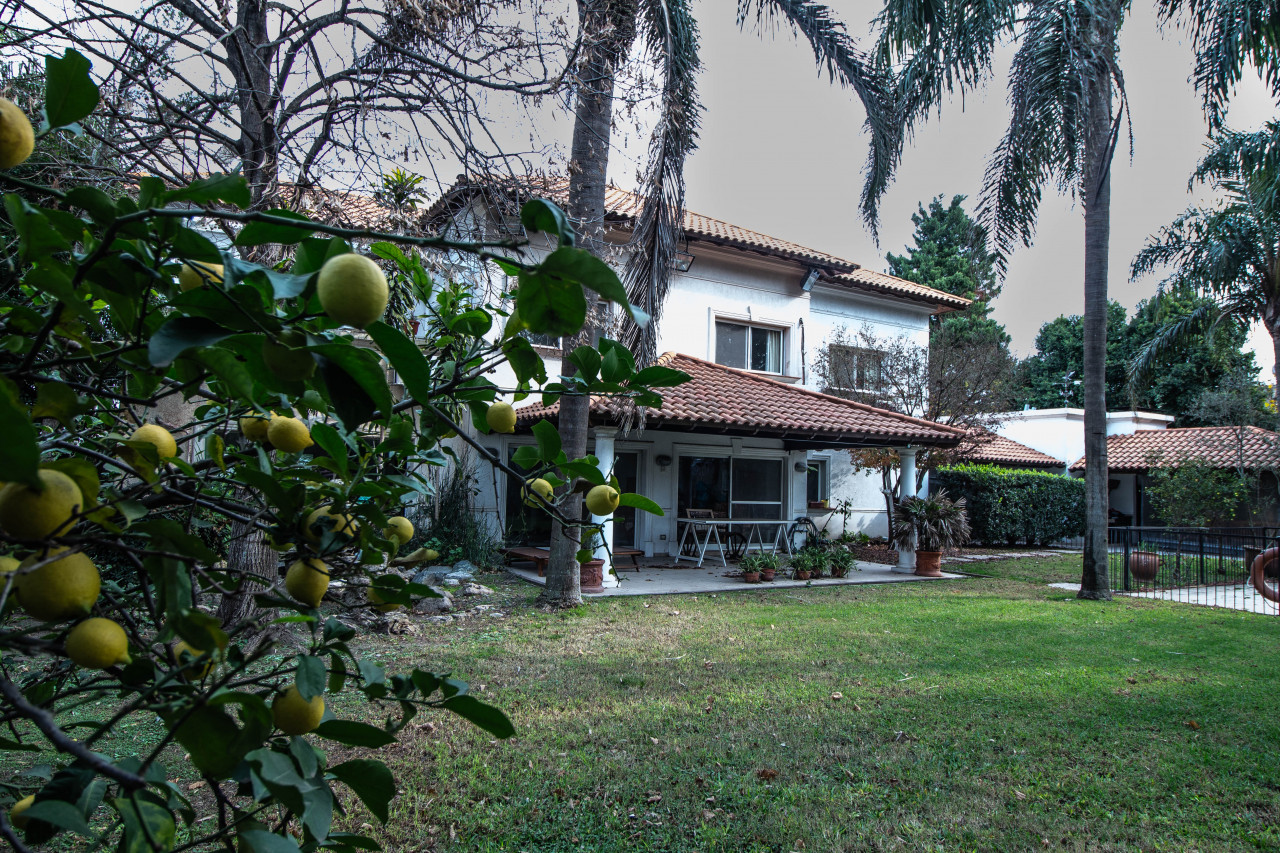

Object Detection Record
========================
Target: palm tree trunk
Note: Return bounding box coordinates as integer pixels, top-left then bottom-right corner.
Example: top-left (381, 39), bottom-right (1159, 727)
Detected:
top-left (539, 0), bottom-right (636, 608)
top-left (1270, 314), bottom-right (1280, 424)
top-left (216, 519), bottom-right (278, 640)
top-left (1078, 17), bottom-right (1117, 602)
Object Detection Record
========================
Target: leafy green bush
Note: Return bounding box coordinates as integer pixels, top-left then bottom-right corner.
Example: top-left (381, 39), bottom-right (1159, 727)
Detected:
top-left (934, 464), bottom-right (1085, 545)
top-left (1146, 460), bottom-right (1251, 526)
top-left (405, 454), bottom-right (501, 567)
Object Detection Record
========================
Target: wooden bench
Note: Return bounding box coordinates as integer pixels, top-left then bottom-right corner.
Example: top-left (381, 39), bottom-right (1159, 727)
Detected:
top-left (503, 546), bottom-right (644, 576)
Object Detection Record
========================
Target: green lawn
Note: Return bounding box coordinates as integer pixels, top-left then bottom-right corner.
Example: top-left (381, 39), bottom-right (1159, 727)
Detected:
top-left (344, 556), bottom-right (1280, 852)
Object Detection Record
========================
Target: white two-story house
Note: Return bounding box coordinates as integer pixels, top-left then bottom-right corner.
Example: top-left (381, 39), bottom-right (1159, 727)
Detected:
top-left (426, 179), bottom-right (969, 581)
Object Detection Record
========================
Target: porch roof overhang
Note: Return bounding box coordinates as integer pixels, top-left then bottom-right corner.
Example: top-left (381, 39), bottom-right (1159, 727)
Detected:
top-left (513, 353), bottom-right (965, 450)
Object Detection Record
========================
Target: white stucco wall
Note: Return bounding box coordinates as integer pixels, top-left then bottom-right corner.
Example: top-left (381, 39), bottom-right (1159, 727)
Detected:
top-left (992, 408), bottom-right (1175, 472)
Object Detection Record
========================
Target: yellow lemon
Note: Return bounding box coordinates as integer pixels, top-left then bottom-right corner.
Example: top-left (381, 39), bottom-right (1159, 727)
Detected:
top-left (16, 548), bottom-right (100, 622)
top-left (9, 794), bottom-right (34, 830)
top-left (0, 98), bottom-right (34, 170)
top-left (0, 469), bottom-right (84, 540)
top-left (267, 416), bottom-right (313, 453)
top-left (128, 423), bottom-right (178, 461)
top-left (584, 484), bottom-right (621, 516)
top-left (173, 640), bottom-right (220, 679)
top-left (272, 686), bottom-right (325, 735)
top-left (0, 555), bottom-right (18, 577)
top-left (367, 587), bottom-right (402, 613)
top-left (239, 413), bottom-right (274, 443)
top-left (178, 261), bottom-right (224, 292)
top-left (261, 330), bottom-right (316, 381)
top-left (316, 254), bottom-right (388, 328)
top-left (522, 478), bottom-right (554, 507)
top-left (485, 402), bottom-right (517, 434)
top-left (284, 557), bottom-right (330, 607)
top-left (384, 516), bottom-right (413, 546)
top-left (304, 507), bottom-right (358, 546)
top-left (65, 617), bottom-right (131, 669)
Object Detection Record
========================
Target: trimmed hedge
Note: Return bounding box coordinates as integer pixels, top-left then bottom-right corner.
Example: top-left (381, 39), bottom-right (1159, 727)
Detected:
top-left (933, 463), bottom-right (1085, 546)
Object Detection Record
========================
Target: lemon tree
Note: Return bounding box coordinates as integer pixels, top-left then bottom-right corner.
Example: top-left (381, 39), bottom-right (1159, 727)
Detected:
top-left (0, 50), bottom-right (686, 853)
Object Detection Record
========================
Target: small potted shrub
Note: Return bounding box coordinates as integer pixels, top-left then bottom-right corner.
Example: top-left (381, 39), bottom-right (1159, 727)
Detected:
top-left (750, 552), bottom-right (781, 582)
top-left (828, 547), bottom-right (856, 579)
top-left (739, 553), bottom-right (763, 584)
top-left (789, 546), bottom-right (824, 580)
top-left (892, 490), bottom-right (971, 578)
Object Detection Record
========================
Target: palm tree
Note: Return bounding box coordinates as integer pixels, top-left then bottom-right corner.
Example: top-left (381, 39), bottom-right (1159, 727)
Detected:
top-left (869, 0), bottom-right (1280, 600)
top-left (538, 0), bottom-right (900, 607)
top-left (1130, 134), bottom-right (1280, 420)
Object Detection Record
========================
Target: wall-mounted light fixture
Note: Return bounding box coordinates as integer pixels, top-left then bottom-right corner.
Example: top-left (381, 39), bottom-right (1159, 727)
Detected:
top-left (800, 267), bottom-right (820, 292)
top-left (794, 460), bottom-right (809, 473)
top-left (672, 252), bottom-right (694, 272)
top-left (656, 454), bottom-right (673, 468)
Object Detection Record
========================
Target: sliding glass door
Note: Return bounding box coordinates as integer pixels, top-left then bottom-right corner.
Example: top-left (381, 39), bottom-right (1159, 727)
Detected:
top-left (678, 456), bottom-right (784, 519)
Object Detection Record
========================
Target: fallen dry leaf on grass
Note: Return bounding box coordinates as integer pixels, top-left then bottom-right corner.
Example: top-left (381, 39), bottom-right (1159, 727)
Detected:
top-left (756, 768), bottom-right (779, 781)
top-left (831, 692), bottom-right (843, 701)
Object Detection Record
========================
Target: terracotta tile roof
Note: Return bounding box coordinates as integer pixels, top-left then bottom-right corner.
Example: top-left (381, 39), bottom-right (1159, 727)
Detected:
top-left (514, 352), bottom-right (965, 447)
top-left (1068, 426), bottom-right (1280, 472)
top-left (425, 177), bottom-right (970, 311)
top-left (956, 429), bottom-right (1065, 469)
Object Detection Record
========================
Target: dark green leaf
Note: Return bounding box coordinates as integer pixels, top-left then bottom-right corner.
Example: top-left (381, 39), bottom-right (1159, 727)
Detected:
top-left (510, 445), bottom-right (540, 470)
top-left (502, 337), bottom-right (546, 385)
top-left (292, 237), bottom-right (351, 275)
top-left (539, 247), bottom-right (649, 326)
top-left (148, 317), bottom-right (234, 367)
top-left (618, 493), bottom-right (663, 516)
top-left (316, 352), bottom-right (376, 431)
top-left (164, 173), bottom-right (251, 209)
top-left (531, 419), bottom-right (561, 463)
top-left (32, 382), bottom-right (90, 426)
top-left (364, 321), bottom-right (432, 403)
top-left (235, 210), bottom-right (316, 246)
top-left (65, 186), bottom-right (115, 225)
top-left (295, 655), bottom-right (327, 701)
top-left (520, 198), bottom-right (574, 247)
top-left (308, 422), bottom-right (351, 479)
top-left (239, 830), bottom-right (302, 853)
top-left (313, 720), bottom-right (396, 748)
top-left (630, 366), bottom-right (690, 388)
top-left (43, 49), bottom-right (100, 131)
top-left (516, 268), bottom-right (586, 337)
top-left (449, 309), bottom-right (492, 337)
top-left (0, 380), bottom-right (39, 487)
top-left (439, 695), bottom-right (514, 738)
top-left (23, 799), bottom-right (95, 838)
top-left (314, 344), bottom-right (392, 421)
top-left (112, 794), bottom-right (176, 853)
top-left (328, 759), bottom-right (395, 823)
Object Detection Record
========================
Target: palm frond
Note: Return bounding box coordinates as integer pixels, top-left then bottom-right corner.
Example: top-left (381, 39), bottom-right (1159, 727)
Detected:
top-left (1127, 300), bottom-right (1220, 390)
top-left (616, 0), bottom-right (702, 366)
top-left (737, 0), bottom-right (901, 233)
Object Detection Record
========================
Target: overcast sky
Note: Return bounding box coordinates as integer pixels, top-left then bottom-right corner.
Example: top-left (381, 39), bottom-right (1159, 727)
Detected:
top-left (599, 1), bottom-right (1277, 372)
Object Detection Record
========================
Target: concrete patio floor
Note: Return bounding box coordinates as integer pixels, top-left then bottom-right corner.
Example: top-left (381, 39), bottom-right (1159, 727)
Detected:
top-left (505, 556), bottom-right (965, 596)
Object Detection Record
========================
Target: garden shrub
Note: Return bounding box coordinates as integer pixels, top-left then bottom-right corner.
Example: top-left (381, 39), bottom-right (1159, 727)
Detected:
top-left (934, 464), bottom-right (1085, 545)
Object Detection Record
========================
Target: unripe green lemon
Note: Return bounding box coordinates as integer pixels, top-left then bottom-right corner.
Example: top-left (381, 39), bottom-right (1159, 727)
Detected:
top-left (10, 794), bottom-right (34, 830)
top-left (584, 484), bottom-right (621, 516)
top-left (316, 254), bottom-right (388, 328)
top-left (178, 261), bottom-right (224, 291)
top-left (523, 478), bottom-right (553, 507)
top-left (284, 557), bottom-right (330, 607)
top-left (239, 413), bottom-right (274, 443)
top-left (267, 416), bottom-right (313, 453)
top-left (65, 617), bottom-right (132, 669)
top-left (384, 516), bottom-right (413, 546)
top-left (304, 507), bottom-right (359, 546)
top-left (127, 423), bottom-right (179, 462)
top-left (485, 402), bottom-right (517, 434)
top-left (272, 686), bottom-right (325, 735)
top-left (0, 469), bottom-right (84, 540)
top-left (261, 330), bottom-right (316, 381)
top-left (0, 98), bottom-right (35, 170)
top-left (17, 549), bottom-right (100, 622)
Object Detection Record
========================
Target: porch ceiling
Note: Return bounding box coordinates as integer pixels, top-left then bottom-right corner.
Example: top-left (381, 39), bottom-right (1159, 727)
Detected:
top-left (514, 353), bottom-right (964, 449)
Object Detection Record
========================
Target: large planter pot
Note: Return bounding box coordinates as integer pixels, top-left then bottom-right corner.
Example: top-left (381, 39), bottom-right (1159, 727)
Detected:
top-left (914, 551), bottom-right (943, 577)
top-left (1129, 550), bottom-right (1160, 583)
top-left (760, 569), bottom-right (776, 582)
top-left (579, 559), bottom-right (605, 594)
top-left (742, 570), bottom-right (761, 584)
top-left (794, 570), bottom-right (811, 581)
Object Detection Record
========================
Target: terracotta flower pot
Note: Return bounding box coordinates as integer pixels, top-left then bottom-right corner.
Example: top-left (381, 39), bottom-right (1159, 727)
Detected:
top-left (579, 559), bottom-right (605, 594)
top-left (760, 569), bottom-right (776, 582)
top-left (1129, 551), bottom-right (1160, 583)
top-left (914, 551), bottom-right (943, 577)
top-left (742, 570), bottom-right (760, 584)
top-left (794, 570), bottom-right (811, 581)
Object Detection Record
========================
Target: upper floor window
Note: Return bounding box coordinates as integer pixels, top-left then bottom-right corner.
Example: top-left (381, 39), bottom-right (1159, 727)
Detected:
top-left (823, 344), bottom-right (885, 398)
top-left (715, 321), bottom-right (783, 373)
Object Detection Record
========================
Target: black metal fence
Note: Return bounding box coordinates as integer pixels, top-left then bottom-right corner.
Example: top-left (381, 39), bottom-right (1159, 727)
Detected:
top-left (1108, 526), bottom-right (1280, 614)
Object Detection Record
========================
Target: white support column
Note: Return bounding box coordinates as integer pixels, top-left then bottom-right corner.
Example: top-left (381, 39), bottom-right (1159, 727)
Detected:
top-left (592, 428), bottom-right (619, 588)
top-left (895, 446), bottom-right (918, 572)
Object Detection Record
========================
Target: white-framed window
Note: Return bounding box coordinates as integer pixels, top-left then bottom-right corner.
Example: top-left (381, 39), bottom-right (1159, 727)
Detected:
top-left (823, 344), bottom-right (885, 398)
top-left (715, 320), bottom-right (784, 373)
top-left (806, 458), bottom-right (829, 504)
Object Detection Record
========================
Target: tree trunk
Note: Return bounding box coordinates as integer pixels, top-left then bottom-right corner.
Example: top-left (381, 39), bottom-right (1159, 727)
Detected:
top-left (216, 519), bottom-right (278, 642)
top-left (1078, 16), bottom-right (1118, 601)
top-left (227, 0), bottom-right (280, 209)
top-left (539, 0), bottom-right (636, 608)
top-left (1271, 316), bottom-right (1280, 425)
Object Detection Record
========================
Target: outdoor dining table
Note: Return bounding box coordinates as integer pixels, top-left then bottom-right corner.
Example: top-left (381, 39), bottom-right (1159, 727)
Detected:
top-left (674, 517), bottom-right (796, 568)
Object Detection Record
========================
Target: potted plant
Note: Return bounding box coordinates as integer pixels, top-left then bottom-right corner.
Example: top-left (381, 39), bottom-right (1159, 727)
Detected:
top-left (738, 553), bottom-right (763, 584)
top-left (828, 547), bottom-right (856, 579)
top-left (891, 490), bottom-right (971, 578)
top-left (789, 546), bottom-right (824, 580)
top-left (743, 552), bottom-right (781, 582)
top-left (578, 531), bottom-right (606, 594)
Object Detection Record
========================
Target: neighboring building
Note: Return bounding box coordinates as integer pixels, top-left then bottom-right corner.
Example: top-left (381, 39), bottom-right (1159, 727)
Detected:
top-left (990, 408), bottom-right (1175, 474)
top-left (952, 428), bottom-right (1066, 473)
top-left (1068, 426), bottom-right (1280, 526)
top-left (425, 179), bottom-right (970, 582)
